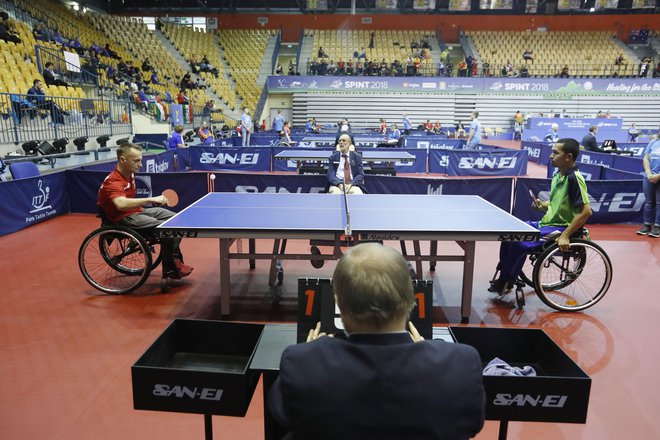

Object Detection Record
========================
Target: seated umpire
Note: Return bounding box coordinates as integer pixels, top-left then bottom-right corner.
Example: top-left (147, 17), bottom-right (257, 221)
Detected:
top-left (327, 133), bottom-right (365, 194)
top-left (97, 143), bottom-right (193, 279)
top-left (489, 138), bottom-right (592, 293)
top-left (269, 243), bottom-right (486, 440)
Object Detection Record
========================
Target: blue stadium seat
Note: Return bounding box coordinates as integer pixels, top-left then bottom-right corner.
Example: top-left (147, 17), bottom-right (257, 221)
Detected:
top-left (9, 162), bottom-right (40, 180)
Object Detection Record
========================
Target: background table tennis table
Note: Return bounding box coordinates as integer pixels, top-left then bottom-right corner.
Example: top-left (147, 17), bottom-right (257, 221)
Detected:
top-left (158, 192), bottom-right (539, 322)
top-left (274, 149), bottom-right (416, 163)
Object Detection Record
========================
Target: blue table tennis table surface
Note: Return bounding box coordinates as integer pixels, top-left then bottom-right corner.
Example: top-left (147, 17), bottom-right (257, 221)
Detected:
top-left (159, 192), bottom-right (538, 240)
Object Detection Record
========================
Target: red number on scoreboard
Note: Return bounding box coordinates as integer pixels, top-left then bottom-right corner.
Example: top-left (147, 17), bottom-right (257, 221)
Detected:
top-left (304, 289), bottom-right (315, 316)
top-left (414, 292), bottom-right (425, 319)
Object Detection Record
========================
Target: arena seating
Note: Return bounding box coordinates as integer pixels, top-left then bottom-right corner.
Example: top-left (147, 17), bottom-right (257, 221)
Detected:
top-left (308, 29), bottom-right (435, 71)
top-left (469, 30), bottom-right (638, 77)
top-left (160, 23), bottom-right (232, 111)
top-left (216, 29), bottom-right (273, 113)
top-left (84, 12), bottom-right (185, 101)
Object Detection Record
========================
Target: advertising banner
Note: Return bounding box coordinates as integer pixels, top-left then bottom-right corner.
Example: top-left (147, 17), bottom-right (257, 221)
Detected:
top-left (611, 154), bottom-right (643, 174)
top-left (514, 178), bottom-right (644, 224)
top-left (403, 137), bottom-right (466, 149)
top-left (66, 170), bottom-right (209, 214)
top-left (547, 161), bottom-right (603, 180)
top-left (601, 167), bottom-right (643, 180)
top-left (0, 172), bottom-right (69, 236)
top-left (267, 76), bottom-right (660, 96)
top-left (615, 143), bottom-right (646, 158)
top-left (189, 147), bottom-right (272, 172)
top-left (579, 151), bottom-right (615, 168)
top-left (429, 149), bottom-right (527, 176)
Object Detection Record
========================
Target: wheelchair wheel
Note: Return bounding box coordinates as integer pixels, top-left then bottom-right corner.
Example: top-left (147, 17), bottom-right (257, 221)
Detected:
top-left (79, 226), bottom-right (152, 294)
top-left (533, 239), bottom-right (612, 312)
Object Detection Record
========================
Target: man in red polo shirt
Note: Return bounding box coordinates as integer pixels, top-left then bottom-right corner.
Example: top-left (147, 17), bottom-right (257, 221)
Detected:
top-left (98, 143), bottom-right (193, 279)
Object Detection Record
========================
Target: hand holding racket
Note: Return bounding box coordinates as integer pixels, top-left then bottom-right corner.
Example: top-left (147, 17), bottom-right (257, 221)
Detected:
top-left (161, 189), bottom-right (179, 207)
top-left (529, 190), bottom-right (543, 210)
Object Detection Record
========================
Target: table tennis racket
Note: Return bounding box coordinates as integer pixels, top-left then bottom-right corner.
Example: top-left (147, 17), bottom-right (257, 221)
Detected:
top-left (162, 189), bottom-right (179, 207)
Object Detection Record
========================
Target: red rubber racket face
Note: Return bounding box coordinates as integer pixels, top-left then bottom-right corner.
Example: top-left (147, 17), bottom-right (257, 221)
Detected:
top-left (162, 189), bottom-right (179, 207)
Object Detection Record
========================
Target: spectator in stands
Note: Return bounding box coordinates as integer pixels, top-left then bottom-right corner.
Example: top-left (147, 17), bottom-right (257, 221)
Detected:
top-left (559, 65), bottom-right (570, 78)
top-left (32, 22), bottom-right (50, 42)
top-left (402, 114), bottom-right (412, 135)
top-left (168, 125), bottom-right (185, 149)
top-left (0, 13), bottom-right (21, 44)
top-left (639, 57), bottom-right (651, 77)
top-left (544, 123), bottom-right (560, 143)
top-left (489, 138), bottom-right (591, 294)
top-left (423, 119), bottom-right (433, 133)
top-left (306, 118), bottom-right (320, 134)
top-left (269, 243), bottom-right (485, 440)
top-left (466, 111), bottom-right (482, 149)
top-left (241, 108), bottom-right (252, 147)
top-left (318, 47), bottom-right (327, 58)
top-left (581, 126), bottom-right (607, 152)
top-left (523, 49), bottom-right (534, 64)
top-left (378, 118), bottom-right (388, 135)
top-left (199, 55), bottom-right (218, 77)
top-left (288, 61), bottom-right (295, 75)
top-left (260, 119), bottom-right (267, 131)
top-left (142, 58), bottom-right (153, 72)
top-left (369, 31), bottom-right (375, 49)
top-left (615, 53), bottom-right (624, 66)
top-left (275, 63), bottom-right (283, 75)
top-left (201, 100), bottom-right (215, 120)
top-left (457, 59), bottom-right (468, 77)
top-left (102, 43), bottom-right (119, 60)
top-left (42, 62), bottom-right (69, 87)
top-left (387, 123), bottom-right (401, 145)
top-left (433, 121), bottom-right (443, 135)
top-left (628, 123), bottom-right (641, 142)
top-left (455, 121), bottom-right (466, 139)
top-left (197, 121), bottom-right (214, 144)
top-left (26, 79), bottom-right (66, 125)
top-left (328, 134), bottom-right (365, 195)
top-left (338, 118), bottom-right (351, 133)
top-left (137, 87), bottom-right (155, 111)
top-left (98, 143), bottom-right (193, 280)
top-left (180, 73), bottom-right (193, 90)
top-left (272, 110), bottom-right (284, 134)
top-left (637, 134), bottom-right (660, 238)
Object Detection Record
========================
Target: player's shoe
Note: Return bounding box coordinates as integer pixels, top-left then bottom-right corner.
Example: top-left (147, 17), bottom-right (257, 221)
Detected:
top-left (488, 279), bottom-right (512, 295)
top-left (649, 226), bottom-right (660, 238)
top-left (636, 224), bottom-right (651, 236)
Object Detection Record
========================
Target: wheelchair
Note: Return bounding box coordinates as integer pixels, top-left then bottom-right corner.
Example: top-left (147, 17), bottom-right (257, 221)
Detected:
top-left (78, 210), bottom-right (164, 294)
top-left (492, 229), bottom-right (613, 312)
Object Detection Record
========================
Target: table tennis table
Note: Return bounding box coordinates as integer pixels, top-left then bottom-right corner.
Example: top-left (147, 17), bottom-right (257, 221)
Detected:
top-left (158, 192), bottom-right (539, 323)
top-left (274, 149), bottom-right (416, 163)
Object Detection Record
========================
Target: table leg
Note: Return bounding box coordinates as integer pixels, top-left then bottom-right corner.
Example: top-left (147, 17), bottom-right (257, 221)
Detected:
top-left (219, 238), bottom-right (231, 317)
top-left (430, 240), bottom-right (437, 272)
top-left (204, 414), bottom-right (213, 440)
top-left (498, 420), bottom-right (509, 440)
top-left (413, 240), bottom-right (423, 279)
top-left (459, 241), bottom-right (475, 324)
top-left (249, 239), bottom-right (256, 269)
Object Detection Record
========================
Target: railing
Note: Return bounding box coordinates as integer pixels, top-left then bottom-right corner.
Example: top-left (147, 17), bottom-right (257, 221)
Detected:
top-left (304, 60), bottom-right (654, 78)
top-left (35, 45), bottom-right (131, 101)
top-left (0, 92), bottom-right (132, 145)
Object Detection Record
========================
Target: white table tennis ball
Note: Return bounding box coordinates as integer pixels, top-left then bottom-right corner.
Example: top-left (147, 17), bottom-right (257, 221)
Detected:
top-left (210, 174), bottom-right (216, 180)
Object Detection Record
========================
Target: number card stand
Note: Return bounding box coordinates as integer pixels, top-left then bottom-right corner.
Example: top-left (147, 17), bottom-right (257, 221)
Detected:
top-left (297, 278), bottom-right (433, 342)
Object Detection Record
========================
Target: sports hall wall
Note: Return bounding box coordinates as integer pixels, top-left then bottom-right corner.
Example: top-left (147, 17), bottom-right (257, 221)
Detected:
top-left (206, 14), bottom-right (657, 43)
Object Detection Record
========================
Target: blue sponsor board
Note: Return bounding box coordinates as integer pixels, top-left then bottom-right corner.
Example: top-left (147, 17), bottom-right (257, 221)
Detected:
top-left (267, 76), bottom-right (660, 95)
top-left (578, 151), bottom-right (615, 168)
top-left (526, 117), bottom-right (623, 130)
top-left (403, 137), bottom-right (465, 149)
top-left (615, 143), bottom-right (646, 158)
top-left (547, 160), bottom-right (603, 180)
top-left (611, 154), bottom-right (643, 174)
top-left (514, 178), bottom-right (643, 224)
top-left (429, 149), bottom-right (527, 176)
top-left (189, 147), bottom-right (272, 171)
top-left (0, 172), bottom-right (69, 236)
top-left (601, 167), bottom-right (643, 180)
top-left (521, 141), bottom-right (546, 164)
top-left (76, 150), bottom-right (176, 173)
top-left (66, 170), bottom-right (208, 215)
